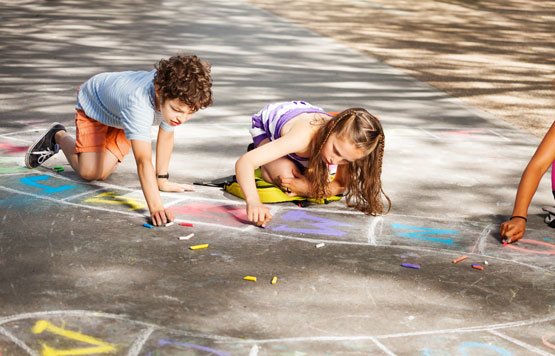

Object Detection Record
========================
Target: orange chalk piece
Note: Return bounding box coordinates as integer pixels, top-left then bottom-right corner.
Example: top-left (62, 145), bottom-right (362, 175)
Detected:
top-left (189, 244), bottom-right (208, 250)
top-left (271, 276), bottom-right (278, 284)
top-left (243, 276), bottom-right (257, 282)
top-left (471, 264), bottom-right (484, 271)
top-left (452, 255), bottom-right (468, 264)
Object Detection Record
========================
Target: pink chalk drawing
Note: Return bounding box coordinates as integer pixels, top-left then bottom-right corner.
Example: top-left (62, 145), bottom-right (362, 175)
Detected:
top-left (170, 203), bottom-right (248, 227)
top-left (505, 239), bottom-right (555, 255)
top-left (0, 142), bottom-right (28, 154)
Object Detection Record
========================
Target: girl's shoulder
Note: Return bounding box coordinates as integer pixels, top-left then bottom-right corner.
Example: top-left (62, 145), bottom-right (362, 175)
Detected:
top-left (282, 112), bottom-right (330, 137)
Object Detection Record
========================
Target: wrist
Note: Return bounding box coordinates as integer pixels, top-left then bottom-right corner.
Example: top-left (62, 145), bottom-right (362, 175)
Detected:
top-left (510, 215), bottom-right (527, 222)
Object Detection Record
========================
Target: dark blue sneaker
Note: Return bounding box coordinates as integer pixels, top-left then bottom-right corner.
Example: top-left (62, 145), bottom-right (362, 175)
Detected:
top-left (25, 122), bottom-right (66, 168)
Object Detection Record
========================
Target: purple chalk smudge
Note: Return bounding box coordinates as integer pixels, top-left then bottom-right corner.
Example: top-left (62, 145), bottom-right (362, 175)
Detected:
top-left (401, 263), bottom-right (421, 269)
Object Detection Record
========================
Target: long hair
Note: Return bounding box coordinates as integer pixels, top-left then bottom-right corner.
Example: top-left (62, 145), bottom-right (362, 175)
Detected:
top-left (306, 108), bottom-right (391, 215)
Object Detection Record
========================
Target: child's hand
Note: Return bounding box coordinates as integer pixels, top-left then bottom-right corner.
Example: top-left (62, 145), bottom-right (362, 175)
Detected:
top-left (277, 169), bottom-right (309, 196)
top-left (151, 208), bottom-right (174, 226)
top-left (499, 218), bottom-right (526, 243)
top-left (246, 201), bottom-right (272, 227)
top-left (158, 180), bottom-right (195, 192)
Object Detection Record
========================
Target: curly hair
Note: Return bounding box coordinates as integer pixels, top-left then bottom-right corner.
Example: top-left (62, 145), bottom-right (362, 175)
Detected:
top-left (306, 108), bottom-right (391, 215)
top-left (153, 54), bottom-right (213, 112)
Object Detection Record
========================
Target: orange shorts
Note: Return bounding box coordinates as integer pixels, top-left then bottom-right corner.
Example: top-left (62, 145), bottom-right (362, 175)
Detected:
top-left (74, 109), bottom-right (131, 162)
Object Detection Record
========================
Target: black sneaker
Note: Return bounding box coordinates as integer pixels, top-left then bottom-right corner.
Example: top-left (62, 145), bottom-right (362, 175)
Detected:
top-left (25, 122), bottom-right (66, 168)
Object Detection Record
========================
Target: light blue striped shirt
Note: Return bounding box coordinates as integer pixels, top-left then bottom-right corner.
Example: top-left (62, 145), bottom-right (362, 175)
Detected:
top-left (76, 69), bottom-right (174, 141)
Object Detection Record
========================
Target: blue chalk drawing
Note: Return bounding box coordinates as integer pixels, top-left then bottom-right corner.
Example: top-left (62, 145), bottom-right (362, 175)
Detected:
top-left (157, 339), bottom-right (230, 356)
top-left (458, 342), bottom-right (512, 356)
top-left (269, 210), bottom-right (351, 237)
top-left (391, 223), bottom-right (459, 245)
top-left (20, 175), bottom-right (75, 194)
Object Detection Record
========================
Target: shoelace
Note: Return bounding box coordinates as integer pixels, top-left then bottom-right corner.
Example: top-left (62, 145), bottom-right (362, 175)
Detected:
top-left (32, 144), bottom-right (59, 165)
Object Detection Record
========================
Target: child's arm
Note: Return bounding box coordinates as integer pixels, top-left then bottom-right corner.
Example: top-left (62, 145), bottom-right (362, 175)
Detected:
top-left (131, 140), bottom-right (174, 226)
top-left (155, 128), bottom-right (194, 192)
top-left (278, 164), bottom-right (347, 198)
top-left (500, 122), bottom-right (555, 242)
top-left (236, 131), bottom-right (309, 227)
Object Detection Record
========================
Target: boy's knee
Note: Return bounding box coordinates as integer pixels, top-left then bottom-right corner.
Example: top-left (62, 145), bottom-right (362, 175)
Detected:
top-left (79, 170), bottom-right (100, 181)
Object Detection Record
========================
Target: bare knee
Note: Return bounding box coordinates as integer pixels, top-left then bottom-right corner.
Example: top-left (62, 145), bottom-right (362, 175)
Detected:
top-left (79, 170), bottom-right (100, 181)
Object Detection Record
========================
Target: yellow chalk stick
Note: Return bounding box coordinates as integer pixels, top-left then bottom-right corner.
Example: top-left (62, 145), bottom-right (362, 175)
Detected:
top-left (271, 276), bottom-right (278, 284)
top-left (189, 244), bottom-right (209, 250)
top-left (243, 276), bottom-right (257, 282)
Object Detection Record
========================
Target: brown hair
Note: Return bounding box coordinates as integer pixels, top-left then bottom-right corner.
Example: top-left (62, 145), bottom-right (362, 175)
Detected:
top-left (306, 108), bottom-right (391, 215)
top-left (153, 54), bottom-right (213, 112)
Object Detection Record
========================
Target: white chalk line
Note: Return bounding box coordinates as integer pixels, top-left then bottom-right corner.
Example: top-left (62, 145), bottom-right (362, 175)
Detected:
top-left (0, 326), bottom-right (38, 356)
top-left (127, 326), bottom-right (158, 356)
top-left (488, 329), bottom-right (554, 356)
top-left (367, 216), bottom-right (383, 246)
top-left (371, 337), bottom-right (397, 355)
top-left (471, 223), bottom-right (493, 255)
top-left (227, 314), bottom-right (555, 344)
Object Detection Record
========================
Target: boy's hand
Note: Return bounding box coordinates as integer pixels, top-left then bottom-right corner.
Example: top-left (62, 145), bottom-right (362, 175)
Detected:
top-left (158, 180), bottom-right (195, 192)
top-left (246, 201), bottom-right (272, 227)
top-left (151, 208), bottom-right (174, 226)
top-left (499, 218), bottom-right (526, 243)
top-left (277, 169), bottom-right (309, 196)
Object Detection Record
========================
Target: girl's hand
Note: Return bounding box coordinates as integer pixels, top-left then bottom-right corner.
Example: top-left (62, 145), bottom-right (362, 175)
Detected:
top-left (277, 169), bottom-right (309, 196)
top-left (246, 201), bottom-right (272, 227)
top-left (158, 180), bottom-right (195, 192)
top-left (499, 218), bottom-right (526, 243)
top-left (151, 208), bottom-right (174, 226)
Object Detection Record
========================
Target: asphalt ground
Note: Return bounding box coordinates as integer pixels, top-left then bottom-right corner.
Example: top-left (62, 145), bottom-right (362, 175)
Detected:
top-left (0, 0), bottom-right (554, 355)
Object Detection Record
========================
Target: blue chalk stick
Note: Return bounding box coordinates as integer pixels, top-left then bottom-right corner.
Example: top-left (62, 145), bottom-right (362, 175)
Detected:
top-left (143, 223), bottom-right (154, 229)
top-left (401, 263), bottom-right (421, 269)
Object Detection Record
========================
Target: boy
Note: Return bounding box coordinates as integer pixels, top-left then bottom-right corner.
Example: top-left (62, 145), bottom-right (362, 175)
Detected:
top-left (25, 54), bottom-right (213, 226)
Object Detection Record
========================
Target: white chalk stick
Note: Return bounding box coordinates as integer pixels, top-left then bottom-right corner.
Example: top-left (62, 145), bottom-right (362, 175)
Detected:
top-left (178, 233), bottom-right (194, 240)
top-left (165, 222), bottom-right (175, 227)
top-left (316, 243), bottom-right (325, 248)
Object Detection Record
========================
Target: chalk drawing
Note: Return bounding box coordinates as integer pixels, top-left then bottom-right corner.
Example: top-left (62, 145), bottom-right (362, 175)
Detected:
top-left (269, 210), bottom-right (351, 237)
top-left (170, 202), bottom-right (249, 227)
top-left (505, 239), bottom-right (555, 255)
top-left (0, 142), bottom-right (28, 154)
top-left (32, 320), bottom-right (116, 355)
top-left (84, 191), bottom-right (144, 211)
top-left (391, 223), bottom-right (458, 245)
top-left (20, 175), bottom-right (76, 194)
top-left (157, 339), bottom-right (230, 356)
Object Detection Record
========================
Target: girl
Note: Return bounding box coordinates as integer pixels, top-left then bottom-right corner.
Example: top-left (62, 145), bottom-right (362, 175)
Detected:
top-left (500, 121), bottom-right (555, 243)
top-left (235, 101), bottom-right (390, 227)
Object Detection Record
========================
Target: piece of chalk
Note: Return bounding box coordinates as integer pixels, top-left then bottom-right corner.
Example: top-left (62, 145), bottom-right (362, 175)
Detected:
top-left (502, 240), bottom-right (509, 246)
top-left (316, 243), bottom-right (325, 248)
top-left (143, 223), bottom-right (154, 229)
top-left (471, 264), bottom-right (484, 271)
top-left (178, 233), bottom-right (194, 240)
top-left (179, 222), bottom-right (193, 227)
top-left (53, 166), bottom-right (64, 172)
top-left (243, 276), bottom-right (257, 282)
top-left (484, 260), bottom-right (489, 265)
top-left (189, 244), bottom-right (209, 250)
top-left (271, 276), bottom-right (278, 284)
top-left (452, 255), bottom-right (468, 264)
top-left (165, 222), bottom-right (174, 227)
top-left (401, 263), bottom-right (420, 269)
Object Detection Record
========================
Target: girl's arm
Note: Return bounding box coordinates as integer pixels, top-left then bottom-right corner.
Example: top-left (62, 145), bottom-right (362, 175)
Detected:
top-left (328, 165), bottom-right (348, 196)
top-left (235, 128), bottom-right (309, 226)
top-left (500, 122), bottom-right (555, 242)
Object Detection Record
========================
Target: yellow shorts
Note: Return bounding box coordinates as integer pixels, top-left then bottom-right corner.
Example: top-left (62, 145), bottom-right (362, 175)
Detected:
top-left (74, 109), bottom-right (130, 162)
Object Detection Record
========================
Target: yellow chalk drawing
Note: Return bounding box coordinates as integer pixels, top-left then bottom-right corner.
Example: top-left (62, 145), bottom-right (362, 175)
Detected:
top-left (32, 320), bottom-right (116, 356)
top-left (84, 191), bottom-right (144, 211)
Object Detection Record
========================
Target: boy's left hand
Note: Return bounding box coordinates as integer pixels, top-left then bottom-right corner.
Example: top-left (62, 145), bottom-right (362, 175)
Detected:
top-left (158, 180), bottom-right (195, 192)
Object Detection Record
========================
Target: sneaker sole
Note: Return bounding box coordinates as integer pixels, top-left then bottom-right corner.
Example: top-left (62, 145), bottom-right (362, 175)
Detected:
top-left (25, 122), bottom-right (62, 169)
